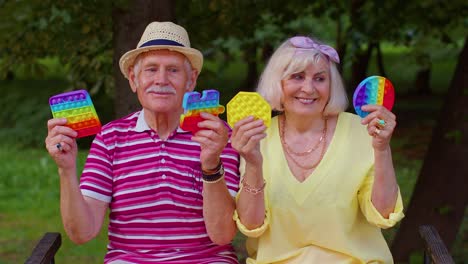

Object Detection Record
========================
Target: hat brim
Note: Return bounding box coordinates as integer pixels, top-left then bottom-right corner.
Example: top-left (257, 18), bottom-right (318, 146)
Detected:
top-left (119, 45), bottom-right (203, 79)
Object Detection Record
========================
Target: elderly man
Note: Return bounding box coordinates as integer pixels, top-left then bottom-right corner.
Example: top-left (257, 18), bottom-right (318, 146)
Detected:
top-left (45, 21), bottom-right (240, 264)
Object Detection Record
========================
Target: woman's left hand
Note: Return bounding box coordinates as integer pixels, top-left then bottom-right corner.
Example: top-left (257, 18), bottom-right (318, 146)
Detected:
top-left (360, 105), bottom-right (396, 151)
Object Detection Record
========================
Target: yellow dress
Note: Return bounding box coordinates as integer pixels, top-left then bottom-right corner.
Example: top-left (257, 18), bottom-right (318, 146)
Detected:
top-left (234, 112), bottom-right (404, 264)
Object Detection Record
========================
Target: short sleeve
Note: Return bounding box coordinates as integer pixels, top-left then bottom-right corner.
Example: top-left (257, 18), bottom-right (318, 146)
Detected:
top-left (233, 208), bottom-right (270, 238)
top-left (80, 131), bottom-right (113, 203)
top-left (233, 157), bottom-right (270, 238)
top-left (358, 168), bottom-right (405, 229)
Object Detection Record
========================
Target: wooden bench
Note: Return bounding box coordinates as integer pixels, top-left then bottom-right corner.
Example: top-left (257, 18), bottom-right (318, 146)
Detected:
top-left (25, 232), bottom-right (61, 264)
top-left (25, 225), bottom-right (454, 263)
top-left (419, 225), bottom-right (455, 264)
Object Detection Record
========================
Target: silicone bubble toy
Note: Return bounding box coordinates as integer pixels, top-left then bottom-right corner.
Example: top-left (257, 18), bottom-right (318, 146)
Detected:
top-left (352, 76), bottom-right (395, 118)
top-left (49, 89), bottom-right (102, 138)
top-left (227, 92), bottom-right (271, 128)
top-left (180, 89), bottom-right (225, 134)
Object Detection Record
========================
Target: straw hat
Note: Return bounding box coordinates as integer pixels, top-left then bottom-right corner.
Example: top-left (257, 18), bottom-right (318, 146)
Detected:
top-left (119, 21), bottom-right (203, 79)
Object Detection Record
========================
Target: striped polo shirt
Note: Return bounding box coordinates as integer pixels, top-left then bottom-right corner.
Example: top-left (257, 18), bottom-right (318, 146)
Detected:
top-left (80, 110), bottom-right (240, 264)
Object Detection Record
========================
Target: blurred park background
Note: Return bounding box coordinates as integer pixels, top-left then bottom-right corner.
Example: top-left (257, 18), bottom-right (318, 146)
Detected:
top-left (0, 0), bottom-right (466, 263)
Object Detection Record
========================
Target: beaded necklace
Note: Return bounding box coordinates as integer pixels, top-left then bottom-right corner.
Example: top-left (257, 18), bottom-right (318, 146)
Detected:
top-left (280, 116), bottom-right (328, 170)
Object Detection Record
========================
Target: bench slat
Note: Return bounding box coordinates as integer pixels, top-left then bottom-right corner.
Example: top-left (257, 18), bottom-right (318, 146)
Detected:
top-left (419, 225), bottom-right (455, 264)
top-left (25, 232), bottom-right (62, 264)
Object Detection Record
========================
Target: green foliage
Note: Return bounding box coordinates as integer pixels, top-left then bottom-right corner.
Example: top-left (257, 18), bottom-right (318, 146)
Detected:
top-left (0, 79), bottom-right (114, 148)
top-left (0, 0), bottom-right (116, 98)
top-left (178, 1), bottom-right (337, 61)
top-left (444, 130), bottom-right (463, 144)
top-left (0, 80), bottom-right (66, 147)
top-left (407, 251), bottom-right (424, 264)
top-left (436, 205), bottom-right (454, 216)
top-left (1, 0), bottom-right (464, 98)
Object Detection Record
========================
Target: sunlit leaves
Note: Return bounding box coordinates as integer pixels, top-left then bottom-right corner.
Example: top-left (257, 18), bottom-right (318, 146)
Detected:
top-left (0, 0), bottom-right (115, 95)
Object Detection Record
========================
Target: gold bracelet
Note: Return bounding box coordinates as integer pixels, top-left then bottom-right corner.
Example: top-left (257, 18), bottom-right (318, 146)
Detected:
top-left (241, 177), bottom-right (266, 195)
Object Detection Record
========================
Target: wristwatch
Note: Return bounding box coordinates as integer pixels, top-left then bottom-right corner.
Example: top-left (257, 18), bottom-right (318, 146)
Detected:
top-left (202, 162), bottom-right (224, 182)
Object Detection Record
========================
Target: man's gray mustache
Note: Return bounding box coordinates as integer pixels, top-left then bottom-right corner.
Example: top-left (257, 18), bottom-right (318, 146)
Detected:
top-left (146, 86), bottom-right (176, 94)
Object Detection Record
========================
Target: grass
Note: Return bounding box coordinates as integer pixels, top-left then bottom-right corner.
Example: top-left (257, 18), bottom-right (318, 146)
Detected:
top-left (0, 145), bottom-right (108, 263)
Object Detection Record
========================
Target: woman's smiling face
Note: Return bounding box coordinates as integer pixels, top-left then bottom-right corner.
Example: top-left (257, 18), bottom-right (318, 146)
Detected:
top-left (281, 59), bottom-right (330, 117)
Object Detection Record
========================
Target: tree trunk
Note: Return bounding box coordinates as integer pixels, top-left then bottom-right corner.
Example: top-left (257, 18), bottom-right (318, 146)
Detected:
top-left (413, 52), bottom-right (432, 95)
top-left (414, 67), bottom-right (432, 95)
top-left (262, 43), bottom-right (273, 62)
top-left (6, 70), bottom-right (14, 81)
top-left (112, 0), bottom-right (174, 118)
top-left (376, 43), bottom-right (386, 77)
top-left (346, 0), bottom-right (366, 89)
top-left (336, 16), bottom-right (346, 74)
top-left (391, 37), bottom-right (468, 261)
top-left (241, 44), bottom-right (258, 92)
top-left (350, 41), bottom-right (375, 90)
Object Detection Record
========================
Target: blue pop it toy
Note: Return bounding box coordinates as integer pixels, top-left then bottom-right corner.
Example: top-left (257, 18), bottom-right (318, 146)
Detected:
top-left (180, 90), bottom-right (225, 133)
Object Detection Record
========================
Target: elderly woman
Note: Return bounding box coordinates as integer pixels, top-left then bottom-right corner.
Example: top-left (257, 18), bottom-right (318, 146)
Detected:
top-left (231, 36), bottom-right (404, 263)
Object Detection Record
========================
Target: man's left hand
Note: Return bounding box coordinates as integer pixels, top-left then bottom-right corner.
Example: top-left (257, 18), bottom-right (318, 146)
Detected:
top-left (191, 112), bottom-right (229, 170)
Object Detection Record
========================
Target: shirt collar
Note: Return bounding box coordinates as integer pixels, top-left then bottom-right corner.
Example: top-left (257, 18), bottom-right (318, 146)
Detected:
top-left (135, 109), bottom-right (190, 134)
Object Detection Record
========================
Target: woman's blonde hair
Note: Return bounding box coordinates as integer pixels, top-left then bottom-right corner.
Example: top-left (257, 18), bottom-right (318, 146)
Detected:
top-left (257, 38), bottom-right (348, 116)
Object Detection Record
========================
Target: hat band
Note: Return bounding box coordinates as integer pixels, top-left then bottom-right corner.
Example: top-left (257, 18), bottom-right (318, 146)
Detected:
top-left (139, 39), bottom-right (185, 48)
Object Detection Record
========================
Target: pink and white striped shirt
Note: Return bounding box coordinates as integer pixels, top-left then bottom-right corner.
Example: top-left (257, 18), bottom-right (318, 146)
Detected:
top-left (80, 110), bottom-right (240, 264)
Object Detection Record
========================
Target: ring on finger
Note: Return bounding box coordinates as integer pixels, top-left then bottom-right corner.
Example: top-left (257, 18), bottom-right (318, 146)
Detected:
top-left (377, 119), bottom-right (386, 129)
top-left (56, 143), bottom-right (63, 152)
top-left (373, 128), bottom-right (381, 137)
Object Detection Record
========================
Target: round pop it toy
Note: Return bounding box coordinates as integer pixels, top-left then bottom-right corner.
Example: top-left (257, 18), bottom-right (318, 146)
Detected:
top-left (352, 76), bottom-right (395, 118)
top-left (227, 92), bottom-right (271, 128)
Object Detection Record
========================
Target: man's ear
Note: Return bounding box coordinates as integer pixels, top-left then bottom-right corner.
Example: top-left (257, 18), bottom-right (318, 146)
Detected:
top-left (128, 67), bottom-right (138, 93)
top-left (186, 69), bottom-right (198, 92)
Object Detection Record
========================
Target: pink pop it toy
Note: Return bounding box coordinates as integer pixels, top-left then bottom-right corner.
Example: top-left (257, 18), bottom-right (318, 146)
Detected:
top-left (353, 76), bottom-right (395, 118)
top-left (49, 90), bottom-right (102, 138)
top-left (180, 90), bottom-right (225, 134)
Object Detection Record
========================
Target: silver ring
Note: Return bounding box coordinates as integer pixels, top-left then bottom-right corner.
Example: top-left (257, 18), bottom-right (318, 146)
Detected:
top-left (56, 143), bottom-right (62, 151)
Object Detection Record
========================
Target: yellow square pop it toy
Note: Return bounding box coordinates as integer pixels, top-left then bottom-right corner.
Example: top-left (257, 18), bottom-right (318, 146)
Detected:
top-left (227, 92), bottom-right (271, 128)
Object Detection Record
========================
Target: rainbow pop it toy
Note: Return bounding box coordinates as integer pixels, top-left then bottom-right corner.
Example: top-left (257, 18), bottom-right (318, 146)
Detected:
top-left (353, 76), bottom-right (395, 118)
top-left (227, 92), bottom-right (271, 128)
top-left (49, 89), bottom-right (102, 138)
top-left (180, 89), bottom-right (225, 134)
